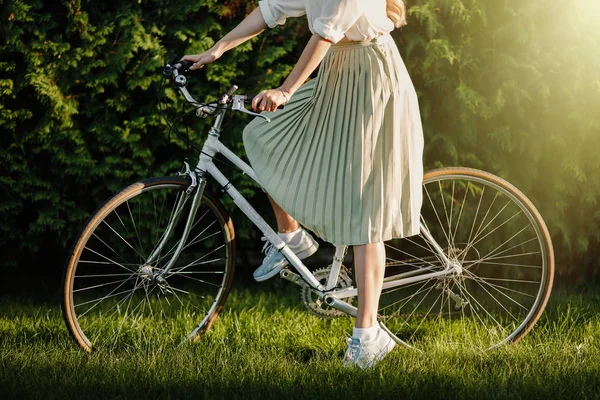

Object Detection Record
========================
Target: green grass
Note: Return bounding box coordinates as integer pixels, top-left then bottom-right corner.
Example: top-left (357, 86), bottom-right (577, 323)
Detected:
top-left (2, 283), bottom-right (600, 399)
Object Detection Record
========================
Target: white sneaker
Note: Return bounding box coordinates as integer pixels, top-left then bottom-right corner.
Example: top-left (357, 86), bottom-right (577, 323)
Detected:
top-left (343, 325), bottom-right (396, 369)
top-left (253, 229), bottom-right (319, 282)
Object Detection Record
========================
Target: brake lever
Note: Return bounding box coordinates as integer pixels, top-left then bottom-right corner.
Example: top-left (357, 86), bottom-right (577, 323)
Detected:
top-left (231, 95), bottom-right (271, 123)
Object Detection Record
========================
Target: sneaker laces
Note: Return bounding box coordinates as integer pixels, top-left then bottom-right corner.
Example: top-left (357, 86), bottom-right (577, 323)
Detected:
top-left (260, 237), bottom-right (278, 262)
top-left (343, 337), bottom-right (362, 363)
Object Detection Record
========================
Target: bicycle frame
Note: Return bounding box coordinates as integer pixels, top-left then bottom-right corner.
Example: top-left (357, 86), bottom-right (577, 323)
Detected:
top-left (152, 68), bottom-right (460, 316)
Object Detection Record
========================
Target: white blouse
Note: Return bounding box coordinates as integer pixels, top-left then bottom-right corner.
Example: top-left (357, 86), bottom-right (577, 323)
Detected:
top-left (258, 0), bottom-right (395, 44)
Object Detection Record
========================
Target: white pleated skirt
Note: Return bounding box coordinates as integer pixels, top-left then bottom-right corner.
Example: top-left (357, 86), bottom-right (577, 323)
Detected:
top-left (242, 34), bottom-right (424, 245)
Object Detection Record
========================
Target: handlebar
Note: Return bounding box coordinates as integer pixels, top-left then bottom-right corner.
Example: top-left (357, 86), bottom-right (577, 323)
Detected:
top-left (163, 56), bottom-right (283, 122)
top-left (165, 55), bottom-right (195, 73)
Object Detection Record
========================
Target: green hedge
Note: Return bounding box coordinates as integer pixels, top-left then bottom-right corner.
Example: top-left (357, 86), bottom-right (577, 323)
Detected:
top-left (1, 0), bottom-right (599, 280)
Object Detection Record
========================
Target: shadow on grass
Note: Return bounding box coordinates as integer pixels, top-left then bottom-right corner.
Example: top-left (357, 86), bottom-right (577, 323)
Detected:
top-left (1, 355), bottom-right (600, 400)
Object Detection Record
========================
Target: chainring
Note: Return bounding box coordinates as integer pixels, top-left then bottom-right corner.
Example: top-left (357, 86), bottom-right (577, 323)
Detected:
top-left (301, 265), bottom-right (354, 319)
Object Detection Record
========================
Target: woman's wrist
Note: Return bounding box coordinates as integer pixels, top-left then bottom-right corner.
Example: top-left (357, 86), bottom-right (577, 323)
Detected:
top-left (212, 41), bottom-right (227, 58)
top-left (278, 86), bottom-right (294, 98)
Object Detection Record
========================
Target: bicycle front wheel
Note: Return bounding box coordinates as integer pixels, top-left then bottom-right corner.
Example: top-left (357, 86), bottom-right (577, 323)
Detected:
top-left (62, 177), bottom-right (235, 352)
top-left (381, 167), bottom-right (554, 351)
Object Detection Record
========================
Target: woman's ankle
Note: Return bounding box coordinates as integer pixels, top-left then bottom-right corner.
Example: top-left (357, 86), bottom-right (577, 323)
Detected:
top-left (278, 227), bottom-right (302, 242)
top-left (352, 324), bottom-right (379, 341)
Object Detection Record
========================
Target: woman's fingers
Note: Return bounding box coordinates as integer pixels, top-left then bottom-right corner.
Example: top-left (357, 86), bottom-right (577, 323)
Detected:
top-left (252, 89), bottom-right (287, 112)
top-left (252, 91), bottom-right (266, 111)
top-left (180, 54), bottom-right (198, 62)
top-left (181, 52), bottom-right (219, 70)
top-left (190, 56), bottom-right (208, 70)
top-left (260, 97), bottom-right (272, 112)
top-left (180, 54), bottom-right (202, 70)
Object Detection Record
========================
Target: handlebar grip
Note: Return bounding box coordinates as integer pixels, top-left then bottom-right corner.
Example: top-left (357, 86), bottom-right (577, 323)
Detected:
top-left (244, 94), bottom-right (285, 110)
top-left (226, 85), bottom-right (239, 97)
top-left (175, 60), bottom-right (195, 71)
top-left (168, 54), bottom-right (179, 66)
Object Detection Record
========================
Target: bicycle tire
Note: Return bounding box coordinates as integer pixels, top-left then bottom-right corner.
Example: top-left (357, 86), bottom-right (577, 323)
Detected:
top-left (381, 167), bottom-right (554, 351)
top-left (62, 176), bottom-right (236, 352)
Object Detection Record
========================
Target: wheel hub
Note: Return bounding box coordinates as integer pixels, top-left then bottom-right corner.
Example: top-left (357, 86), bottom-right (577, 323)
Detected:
top-left (138, 264), bottom-right (168, 289)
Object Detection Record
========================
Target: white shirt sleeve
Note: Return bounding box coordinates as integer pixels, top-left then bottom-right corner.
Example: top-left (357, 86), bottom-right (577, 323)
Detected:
top-left (258, 0), bottom-right (306, 28)
top-left (313, 0), bottom-right (363, 43)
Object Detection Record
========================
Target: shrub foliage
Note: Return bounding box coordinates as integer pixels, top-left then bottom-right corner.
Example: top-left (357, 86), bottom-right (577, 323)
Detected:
top-left (1, 0), bottom-right (599, 280)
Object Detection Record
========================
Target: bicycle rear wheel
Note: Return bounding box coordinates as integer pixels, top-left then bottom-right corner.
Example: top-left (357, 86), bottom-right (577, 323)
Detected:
top-left (62, 177), bottom-right (235, 352)
top-left (381, 167), bottom-right (554, 351)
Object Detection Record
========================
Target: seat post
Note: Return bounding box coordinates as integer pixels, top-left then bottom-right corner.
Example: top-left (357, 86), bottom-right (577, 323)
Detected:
top-left (326, 245), bottom-right (348, 290)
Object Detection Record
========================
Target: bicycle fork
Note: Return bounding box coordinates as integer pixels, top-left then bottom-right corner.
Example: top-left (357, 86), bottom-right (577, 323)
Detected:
top-left (143, 167), bottom-right (208, 280)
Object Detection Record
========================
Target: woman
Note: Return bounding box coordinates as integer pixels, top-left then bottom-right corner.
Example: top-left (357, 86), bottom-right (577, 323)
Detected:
top-left (182, 0), bottom-right (424, 368)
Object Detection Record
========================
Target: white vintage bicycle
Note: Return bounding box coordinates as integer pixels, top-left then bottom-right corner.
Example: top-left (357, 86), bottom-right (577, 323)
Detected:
top-left (62, 59), bottom-right (555, 353)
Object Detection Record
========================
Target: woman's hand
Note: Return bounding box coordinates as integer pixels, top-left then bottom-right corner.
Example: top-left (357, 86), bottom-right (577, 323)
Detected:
top-left (252, 87), bottom-right (292, 112)
top-left (181, 48), bottom-right (223, 70)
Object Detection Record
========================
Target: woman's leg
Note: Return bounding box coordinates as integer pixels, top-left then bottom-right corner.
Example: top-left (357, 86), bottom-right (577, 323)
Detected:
top-left (353, 242), bottom-right (386, 328)
top-left (267, 195), bottom-right (300, 233)
top-left (343, 242), bottom-right (393, 367)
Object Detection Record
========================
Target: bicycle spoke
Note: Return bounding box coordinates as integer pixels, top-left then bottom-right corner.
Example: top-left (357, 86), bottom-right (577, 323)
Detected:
top-left (173, 272), bottom-right (222, 288)
top-left (475, 249), bottom-right (541, 263)
top-left (101, 219), bottom-right (146, 261)
top-left (169, 244), bottom-right (226, 275)
top-left (468, 209), bottom-right (523, 250)
top-left (90, 233), bottom-right (132, 267)
top-left (458, 282), bottom-right (509, 337)
top-left (424, 185), bottom-right (452, 248)
top-left (462, 224), bottom-right (529, 262)
top-left (76, 272), bottom-right (136, 278)
top-left (396, 282), bottom-right (437, 324)
top-left (84, 279), bottom-right (147, 343)
top-left (465, 185), bottom-right (486, 255)
top-left (472, 279), bottom-right (536, 298)
top-left (466, 276), bottom-right (522, 324)
top-left (454, 279), bottom-right (485, 342)
top-left (126, 200), bottom-right (146, 261)
top-left (465, 270), bottom-right (530, 312)
top-left (410, 288), bottom-right (445, 342)
top-left (452, 181), bottom-right (470, 245)
top-left (466, 260), bottom-right (542, 269)
top-left (477, 277), bottom-right (540, 285)
top-left (173, 269), bottom-right (225, 275)
top-left (108, 276), bottom-right (144, 346)
top-left (150, 217), bottom-right (217, 267)
top-left (385, 242), bottom-right (443, 271)
top-left (82, 246), bottom-right (136, 274)
top-left (379, 279), bottom-right (435, 313)
top-left (472, 191), bottom-right (500, 243)
top-left (78, 261), bottom-right (139, 267)
top-left (76, 283), bottom-right (137, 315)
top-left (186, 229), bottom-right (221, 248)
top-left (73, 277), bottom-right (134, 293)
top-left (438, 180), bottom-right (453, 247)
top-left (112, 208), bottom-right (145, 259)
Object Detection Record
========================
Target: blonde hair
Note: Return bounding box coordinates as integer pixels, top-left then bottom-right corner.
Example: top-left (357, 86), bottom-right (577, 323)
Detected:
top-left (386, 0), bottom-right (407, 28)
